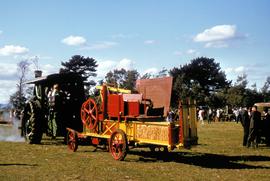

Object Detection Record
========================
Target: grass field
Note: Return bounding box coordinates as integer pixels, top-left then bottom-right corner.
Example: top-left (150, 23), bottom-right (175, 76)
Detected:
top-left (1, 122), bottom-right (270, 181)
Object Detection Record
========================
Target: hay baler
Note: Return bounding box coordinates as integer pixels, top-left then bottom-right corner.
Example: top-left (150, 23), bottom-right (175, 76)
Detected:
top-left (67, 77), bottom-right (198, 161)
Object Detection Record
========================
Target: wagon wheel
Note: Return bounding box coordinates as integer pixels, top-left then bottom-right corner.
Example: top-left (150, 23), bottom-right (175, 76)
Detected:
top-left (109, 129), bottom-right (128, 161)
top-left (81, 98), bottom-right (99, 131)
top-left (67, 129), bottom-right (78, 152)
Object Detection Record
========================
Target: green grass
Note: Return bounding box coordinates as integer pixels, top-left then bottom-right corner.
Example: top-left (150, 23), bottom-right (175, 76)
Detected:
top-left (1, 122), bottom-right (270, 181)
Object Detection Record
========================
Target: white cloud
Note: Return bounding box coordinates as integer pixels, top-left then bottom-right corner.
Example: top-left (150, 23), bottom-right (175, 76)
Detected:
top-left (111, 33), bottom-right (139, 39)
top-left (0, 45), bottom-right (29, 56)
top-left (96, 60), bottom-right (117, 79)
top-left (62, 35), bottom-right (86, 46)
top-left (174, 49), bottom-right (199, 56)
top-left (0, 80), bottom-right (17, 103)
top-left (29, 63), bottom-right (59, 76)
top-left (82, 41), bottom-right (118, 50)
top-left (224, 67), bottom-right (233, 74)
top-left (194, 25), bottom-right (236, 42)
top-left (223, 64), bottom-right (270, 88)
top-left (0, 62), bottom-right (60, 103)
top-left (116, 58), bottom-right (134, 70)
top-left (142, 68), bottom-right (159, 75)
top-left (193, 25), bottom-right (243, 48)
top-left (0, 63), bottom-right (17, 80)
top-left (0, 62), bottom-right (18, 103)
top-left (144, 40), bottom-right (157, 45)
top-left (0, 62), bottom-right (32, 103)
top-left (62, 35), bottom-right (117, 50)
top-left (225, 66), bottom-right (248, 74)
top-left (96, 58), bottom-right (135, 80)
top-left (235, 66), bottom-right (246, 73)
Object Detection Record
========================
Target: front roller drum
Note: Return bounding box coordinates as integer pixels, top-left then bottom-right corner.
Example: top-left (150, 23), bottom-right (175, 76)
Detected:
top-left (109, 129), bottom-right (128, 161)
top-left (67, 129), bottom-right (78, 152)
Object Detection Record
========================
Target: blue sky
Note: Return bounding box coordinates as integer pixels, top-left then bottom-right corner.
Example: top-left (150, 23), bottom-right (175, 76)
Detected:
top-left (0, 0), bottom-right (270, 103)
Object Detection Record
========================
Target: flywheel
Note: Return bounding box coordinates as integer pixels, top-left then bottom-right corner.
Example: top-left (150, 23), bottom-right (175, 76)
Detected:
top-left (81, 98), bottom-right (99, 131)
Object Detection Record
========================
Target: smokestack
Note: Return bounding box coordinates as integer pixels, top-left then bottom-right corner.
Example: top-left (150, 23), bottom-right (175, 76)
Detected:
top-left (34, 70), bottom-right (42, 78)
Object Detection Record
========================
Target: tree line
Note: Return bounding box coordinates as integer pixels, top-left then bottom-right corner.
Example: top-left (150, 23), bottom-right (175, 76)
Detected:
top-left (10, 55), bottom-right (270, 112)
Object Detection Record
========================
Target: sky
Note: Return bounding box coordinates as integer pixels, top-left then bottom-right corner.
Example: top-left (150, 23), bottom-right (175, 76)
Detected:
top-left (0, 0), bottom-right (270, 104)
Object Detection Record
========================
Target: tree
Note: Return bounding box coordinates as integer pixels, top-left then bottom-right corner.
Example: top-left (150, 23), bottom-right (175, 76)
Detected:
top-left (261, 76), bottom-right (270, 102)
top-left (105, 68), bottom-right (126, 87)
top-left (156, 67), bottom-right (168, 78)
top-left (140, 67), bottom-right (168, 80)
top-left (235, 73), bottom-right (248, 88)
top-left (226, 74), bottom-right (264, 107)
top-left (123, 70), bottom-right (140, 90)
top-left (226, 74), bottom-right (248, 107)
top-left (59, 55), bottom-right (98, 95)
top-left (9, 60), bottom-right (30, 113)
top-left (169, 57), bottom-right (230, 107)
top-left (105, 68), bottom-right (139, 91)
top-left (242, 88), bottom-right (263, 107)
top-left (140, 72), bottom-right (152, 79)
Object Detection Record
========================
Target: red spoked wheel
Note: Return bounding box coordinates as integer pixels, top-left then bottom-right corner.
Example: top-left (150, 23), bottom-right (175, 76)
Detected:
top-left (81, 98), bottom-right (98, 131)
top-left (109, 129), bottom-right (128, 161)
top-left (67, 130), bottom-right (78, 152)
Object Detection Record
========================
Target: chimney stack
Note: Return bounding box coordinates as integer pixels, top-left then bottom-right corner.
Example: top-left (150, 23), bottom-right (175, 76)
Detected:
top-left (34, 70), bottom-right (42, 78)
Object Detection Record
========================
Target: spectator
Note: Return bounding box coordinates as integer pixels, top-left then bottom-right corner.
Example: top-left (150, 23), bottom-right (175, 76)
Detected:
top-left (48, 84), bottom-right (65, 139)
top-left (263, 108), bottom-right (270, 146)
top-left (240, 107), bottom-right (250, 146)
top-left (198, 109), bottom-right (205, 125)
top-left (247, 106), bottom-right (261, 148)
top-left (208, 108), bottom-right (212, 124)
top-left (216, 108), bottom-right (221, 122)
top-left (166, 109), bottom-right (174, 123)
top-left (235, 108), bottom-right (242, 123)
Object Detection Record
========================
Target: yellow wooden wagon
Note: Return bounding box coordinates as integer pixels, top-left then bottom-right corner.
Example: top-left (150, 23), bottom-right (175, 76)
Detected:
top-left (67, 77), bottom-right (198, 160)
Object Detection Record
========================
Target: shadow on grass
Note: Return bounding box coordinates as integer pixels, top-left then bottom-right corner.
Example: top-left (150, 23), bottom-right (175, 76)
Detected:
top-left (128, 150), bottom-right (270, 169)
top-left (0, 163), bottom-right (38, 167)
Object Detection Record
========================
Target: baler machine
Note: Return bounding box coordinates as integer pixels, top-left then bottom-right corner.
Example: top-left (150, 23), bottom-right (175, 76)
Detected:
top-left (67, 77), bottom-right (198, 161)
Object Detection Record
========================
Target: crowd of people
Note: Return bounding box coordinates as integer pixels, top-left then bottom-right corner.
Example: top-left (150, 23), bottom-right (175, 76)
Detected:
top-left (197, 105), bottom-right (270, 148)
top-left (197, 107), bottom-right (224, 124)
top-left (240, 106), bottom-right (270, 148)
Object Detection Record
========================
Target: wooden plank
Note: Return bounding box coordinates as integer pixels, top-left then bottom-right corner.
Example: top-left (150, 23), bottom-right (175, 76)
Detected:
top-left (135, 124), bottom-right (169, 142)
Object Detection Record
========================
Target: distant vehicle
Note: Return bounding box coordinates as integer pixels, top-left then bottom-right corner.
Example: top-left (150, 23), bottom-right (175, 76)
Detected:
top-left (21, 72), bottom-right (85, 144)
top-left (254, 102), bottom-right (270, 115)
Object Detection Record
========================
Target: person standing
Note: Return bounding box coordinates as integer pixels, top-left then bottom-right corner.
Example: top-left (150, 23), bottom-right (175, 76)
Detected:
top-left (208, 108), bottom-right (212, 124)
top-left (48, 84), bottom-right (65, 139)
top-left (234, 108), bottom-right (240, 123)
top-left (247, 106), bottom-right (261, 148)
top-left (240, 107), bottom-right (250, 146)
top-left (198, 109), bottom-right (205, 124)
top-left (216, 108), bottom-right (221, 122)
top-left (262, 108), bottom-right (270, 146)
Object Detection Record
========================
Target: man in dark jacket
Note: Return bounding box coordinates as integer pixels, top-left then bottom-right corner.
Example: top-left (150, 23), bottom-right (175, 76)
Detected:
top-left (247, 106), bottom-right (261, 148)
top-left (241, 107), bottom-right (250, 146)
top-left (262, 108), bottom-right (270, 146)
